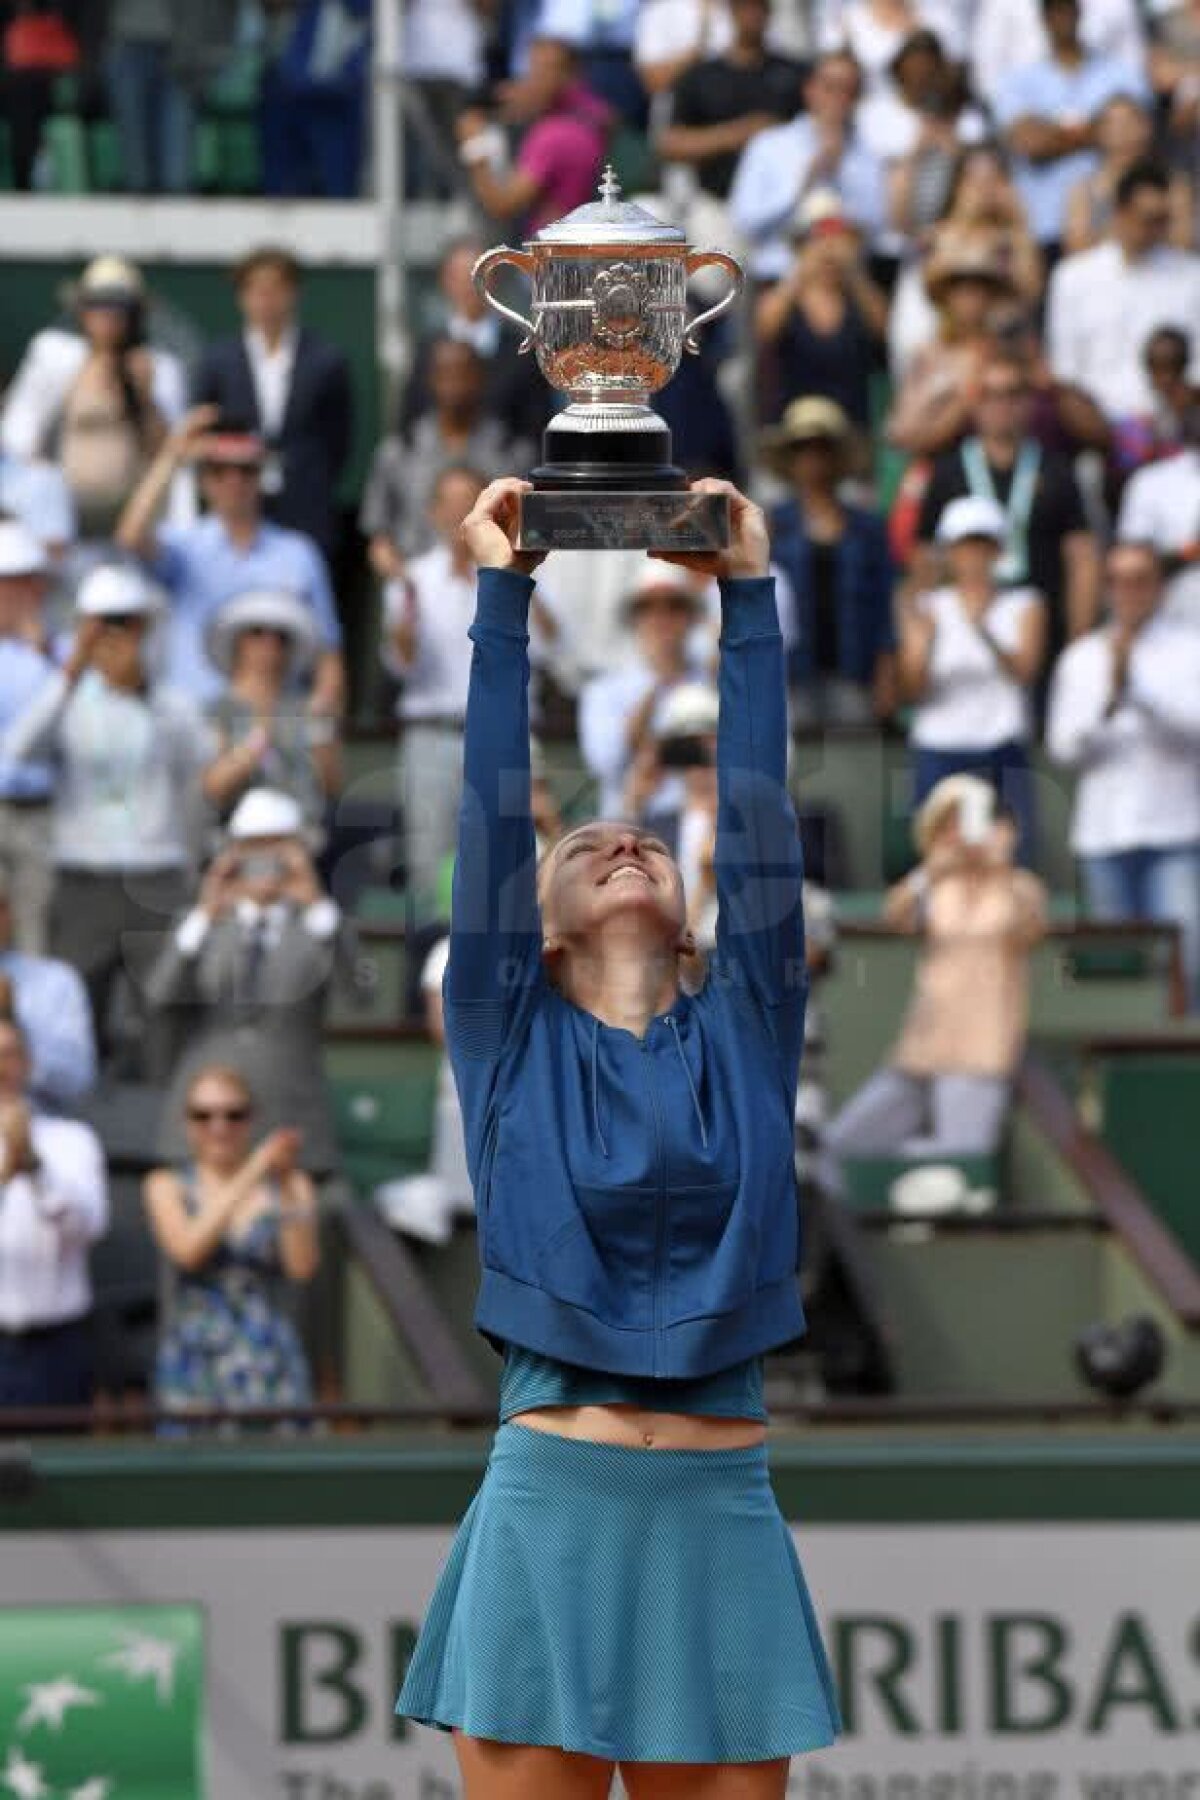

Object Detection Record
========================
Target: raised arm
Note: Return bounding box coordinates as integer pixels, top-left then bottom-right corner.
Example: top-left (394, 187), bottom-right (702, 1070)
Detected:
top-left (672, 483), bottom-right (805, 1079)
top-left (443, 480), bottom-right (545, 1062)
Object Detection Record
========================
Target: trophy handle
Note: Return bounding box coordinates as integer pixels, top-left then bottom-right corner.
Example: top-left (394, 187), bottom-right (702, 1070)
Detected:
top-left (472, 247), bottom-right (538, 353)
top-left (682, 250), bottom-right (744, 354)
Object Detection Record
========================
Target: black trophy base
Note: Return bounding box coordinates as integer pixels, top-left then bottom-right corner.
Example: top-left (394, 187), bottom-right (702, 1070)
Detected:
top-left (518, 488), bottom-right (729, 552)
top-left (515, 410), bottom-right (729, 551)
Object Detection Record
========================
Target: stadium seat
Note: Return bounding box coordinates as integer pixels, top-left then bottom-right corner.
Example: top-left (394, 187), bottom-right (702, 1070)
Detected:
top-left (42, 112), bottom-right (89, 193)
top-left (330, 1069), bottom-right (439, 1197)
top-left (840, 1153), bottom-right (1003, 1214)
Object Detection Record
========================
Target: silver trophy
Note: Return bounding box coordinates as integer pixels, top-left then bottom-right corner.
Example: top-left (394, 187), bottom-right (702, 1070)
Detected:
top-left (473, 166), bottom-right (744, 551)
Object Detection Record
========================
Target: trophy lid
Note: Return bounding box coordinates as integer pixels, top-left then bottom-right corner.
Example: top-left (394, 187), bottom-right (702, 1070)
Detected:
top-left (532, 165), bottom-right (687, 247)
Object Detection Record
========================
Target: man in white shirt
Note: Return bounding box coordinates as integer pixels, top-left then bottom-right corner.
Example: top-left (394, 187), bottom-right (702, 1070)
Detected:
top-left (383, 465), bottom-right (566, 927)
top-left (729, 49), bottom-right (886, 280)
top-left (1045, 158), bottom-right (1200, 422)
top-left (1117, 420), bottom-right (1200, 628)
top-left (0, 1017), bottom-right (107, 1409)
top-left (1046, 540), bottom-right (1200, 1009)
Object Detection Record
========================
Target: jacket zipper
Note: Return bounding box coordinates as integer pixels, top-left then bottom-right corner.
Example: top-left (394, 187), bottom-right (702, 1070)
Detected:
top-left (476, 1110), bottom-right (499, 1246)
top-left (641, 1036), bottom-right (668, 1377)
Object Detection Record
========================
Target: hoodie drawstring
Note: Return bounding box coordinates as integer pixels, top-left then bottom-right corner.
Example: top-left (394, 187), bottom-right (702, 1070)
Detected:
top-left (590, 1017), bottom-right (610, 1158)
top-left (668, 1015), bottom-right (709, 1148)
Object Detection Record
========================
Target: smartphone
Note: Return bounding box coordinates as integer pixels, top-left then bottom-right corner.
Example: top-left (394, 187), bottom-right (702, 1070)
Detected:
top-left (958, 785), bottom-right (994, 845)
top-left (239, 852), bottom-right (287, 884)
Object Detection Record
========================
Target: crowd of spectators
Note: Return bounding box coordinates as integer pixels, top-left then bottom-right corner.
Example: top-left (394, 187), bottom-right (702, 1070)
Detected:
top-left (1, 0), bottom-right (1199, 1416)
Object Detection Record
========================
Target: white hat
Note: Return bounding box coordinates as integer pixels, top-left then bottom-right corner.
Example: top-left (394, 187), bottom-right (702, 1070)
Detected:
top-left (656, 680), bottom-right (719, 739)
top-left (75, 563), bottom-right (162, 617)
top-left (935, 495), bottom-right (1007, 546)
top-left (914, 773), bottom-right (994, 854)
top-left (227, 787), bottom-right (304, 842)
top-left (204, 588), bottom-right (319, 679)
top-left (623, 558), bottom-right (705, 619)
top-left (0, 521), bottom-right (48, 579)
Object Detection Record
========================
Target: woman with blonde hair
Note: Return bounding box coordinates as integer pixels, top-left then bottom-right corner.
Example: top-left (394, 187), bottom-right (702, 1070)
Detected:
top-left (395, 476), bottom-right (841, 1796)
top-left (144, 1063), bottom-right (319, 1422)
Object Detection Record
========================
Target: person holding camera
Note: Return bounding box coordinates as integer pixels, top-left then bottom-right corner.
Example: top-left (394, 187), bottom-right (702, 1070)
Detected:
top-left (1, 561), bottom-right (214, 1059)
top-left (144, 1062), bottom-right (318, 1425)
top-left (826, 774), bottom-right (1048, 1171)
top-left (0, 1017), bottom-right (108, 1412)
top-left (144, 787), bottom-right (353, 1177)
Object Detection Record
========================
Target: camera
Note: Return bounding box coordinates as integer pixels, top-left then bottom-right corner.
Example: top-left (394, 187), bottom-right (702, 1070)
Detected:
top-left (657, 734), bottom-right (714, 771)
top-left (238, 851), bottom-right (288, 885)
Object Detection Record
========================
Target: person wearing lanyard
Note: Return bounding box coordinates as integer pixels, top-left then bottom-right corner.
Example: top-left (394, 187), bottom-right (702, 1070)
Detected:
top-left (0, 523), bottom-right (59, 957)
top-left (395, 475), bottom-right (841, 1794)
top-left (0, 1018), bottom-right (108, 1415)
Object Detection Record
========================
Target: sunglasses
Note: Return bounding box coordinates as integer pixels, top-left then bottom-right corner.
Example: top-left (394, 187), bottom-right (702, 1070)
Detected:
top-left (205, 462), bottom-right (261, 479)
top-left (187, 1104), bottom-right (253, 1125)
top-left (241, 624), bottom-right (291, 640)
top-left (980, 384), bottom-right (1028, 400)
top-left (631, 597), bottom-right (694, 618)
top-left (98, 612), bottom-right (144, 631)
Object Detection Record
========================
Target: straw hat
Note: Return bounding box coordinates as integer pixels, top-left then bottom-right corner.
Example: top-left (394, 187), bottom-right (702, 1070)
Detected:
top-left (205, 588), bottom-right (319, 680)
top-left (759, 395), bottom-right (855, 473)
top-left (924, 238), bottom-right (1016, 306)
top-left (77, 255), bottom-right (145, 307)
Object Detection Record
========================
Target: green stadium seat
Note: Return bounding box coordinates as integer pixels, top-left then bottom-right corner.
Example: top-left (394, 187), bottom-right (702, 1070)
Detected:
top-left (840, 1153), bottom-right (1003, 1213)
top-left (42, 112), bottom-right (89, 194)
top-left (196, 115), bottom-right (260, 194)
top-left (0, 121), bottom-right (14, 191)
top-left (88, 120), bottom-right (124, 192)
top-left (1098, 1055), bottom-right (1200, 1265)
top-left (331, 1069), bottom-right (438, 1198)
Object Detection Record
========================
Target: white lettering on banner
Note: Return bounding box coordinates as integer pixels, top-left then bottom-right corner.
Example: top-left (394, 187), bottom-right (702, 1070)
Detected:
top-left (0, 1526), bottom-right (1197, 1798)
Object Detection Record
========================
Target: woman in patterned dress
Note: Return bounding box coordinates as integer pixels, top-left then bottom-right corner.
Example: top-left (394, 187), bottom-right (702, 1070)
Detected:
top-left (143, 1064), bottom-right (318, 1423)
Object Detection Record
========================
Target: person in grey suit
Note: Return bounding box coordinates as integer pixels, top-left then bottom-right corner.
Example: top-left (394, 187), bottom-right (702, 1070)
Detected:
top-left (144, 787), bottom-right (354, 1176)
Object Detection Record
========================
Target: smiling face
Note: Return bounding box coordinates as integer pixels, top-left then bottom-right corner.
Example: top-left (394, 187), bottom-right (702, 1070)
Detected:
top-left (539, 822), bottom-right (687, 953)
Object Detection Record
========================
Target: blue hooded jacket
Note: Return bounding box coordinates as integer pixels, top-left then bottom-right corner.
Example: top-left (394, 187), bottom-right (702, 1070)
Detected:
top-left (445, 568), bottom-right (808, 1380)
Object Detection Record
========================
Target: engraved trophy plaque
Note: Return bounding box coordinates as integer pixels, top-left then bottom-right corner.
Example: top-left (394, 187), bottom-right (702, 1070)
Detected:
top-left (473, 166), bottom-right (744, 551)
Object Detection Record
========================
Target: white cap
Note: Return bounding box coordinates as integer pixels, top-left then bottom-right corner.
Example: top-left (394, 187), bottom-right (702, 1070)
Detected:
top-left (75, 563), bottom-right (162, 617)
top-left (935, 495), bottom-right (1007, 546)
top-left (914, 773), bottom-right (994, 854)
top-left (204, 588), bottom-right (319, 678)
top-left (227, 787), bottom-right (304, 842)
top-left (656, 681), bottom-right (719, 739)
top-left (0, 521), bottom-right (48, 579)
top-left (623, 558), bottom-right (705, 620)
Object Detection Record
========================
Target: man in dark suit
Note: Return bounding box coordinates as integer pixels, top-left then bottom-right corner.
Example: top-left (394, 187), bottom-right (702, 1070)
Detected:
top-left (193, 247), bottom-right (354, 558)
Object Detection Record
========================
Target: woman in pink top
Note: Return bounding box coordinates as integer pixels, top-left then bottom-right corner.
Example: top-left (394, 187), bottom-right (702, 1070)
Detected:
top-left (457, 38), bottom-right (611, 234)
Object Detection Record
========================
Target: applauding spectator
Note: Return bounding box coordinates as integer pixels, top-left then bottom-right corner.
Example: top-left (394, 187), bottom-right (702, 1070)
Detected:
top-left (1063, 94), bottom-right (1193, 256)
top-left (144, 789), bottom-right (353, 1176)
top-left (1116, 406), bottom-right (1200, 627)
top-left (201, 587), bottom-right (341, 845)
top-left (826, 777), bottom-right (1048, 1167)
top-left (144, 1064), bottom-right (318, 1424)
top-left (730, 50), bottom-right (885, 282)
top-left (1046, 159), bottom-right (1200, 427)
top-left (0, 873), bottom-right (96, 1111)
top-left (886, 238), bottom-right (1016, 458)
top-left (899, 497), bottom-right (1046, 862)
top-left (116, 409), bottom-right (345, 711)
top-left (994, 0), bottom-right (1146, 257)
top-left (2, 564), bottom-right (213, 1055)
top-left (0, 1019), bottom-right (107, 1412)
top-left (0, 522), bottom-right (59, 955)
top-left (193, 248), bottom-right (355, 559)
top-left (764, 398), bottom-right (897, 726)
top-left (1047, 541), bottom-right (1200, 1008)
top-left (0, 257), bottom-right (186, 544)
top-left (913, 351), bottom-right (1100, 664)
top-left (362, 341), bottom-right (535, 582)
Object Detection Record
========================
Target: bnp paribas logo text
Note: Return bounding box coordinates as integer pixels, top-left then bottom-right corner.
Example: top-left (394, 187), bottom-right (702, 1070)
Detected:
top-left (0, 1606), bottom-right (204, 1800)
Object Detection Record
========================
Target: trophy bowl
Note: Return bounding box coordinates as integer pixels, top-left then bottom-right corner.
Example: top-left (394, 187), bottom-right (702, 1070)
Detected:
top-left (473, 167), bottom-right (744, 550)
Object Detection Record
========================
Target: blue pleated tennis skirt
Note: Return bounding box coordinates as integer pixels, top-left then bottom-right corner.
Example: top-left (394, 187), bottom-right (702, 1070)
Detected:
top-left (395, 1421), bottom-right (843, 1764)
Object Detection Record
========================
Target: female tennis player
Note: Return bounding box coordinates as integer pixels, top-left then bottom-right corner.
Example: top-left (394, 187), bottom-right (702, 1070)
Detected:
top-left (396, 475), bottom-right (842, 1798)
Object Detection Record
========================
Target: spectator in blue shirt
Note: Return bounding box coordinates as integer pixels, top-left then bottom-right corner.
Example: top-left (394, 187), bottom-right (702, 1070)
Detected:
top-left (994, 0), bottom-right (1146, 254)
top-left (0, 522), bottom-right (60, 956)
top-left (0, 457), bottom-right (76, 563)
top-left (729, 49), bottom-right (885, 282)
top-left (115, 408), bottom-right (345, 713)
top-left (763, 398), bottom-right (897, 727)
top-left (0, 874), bottom-right (96, 1109)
